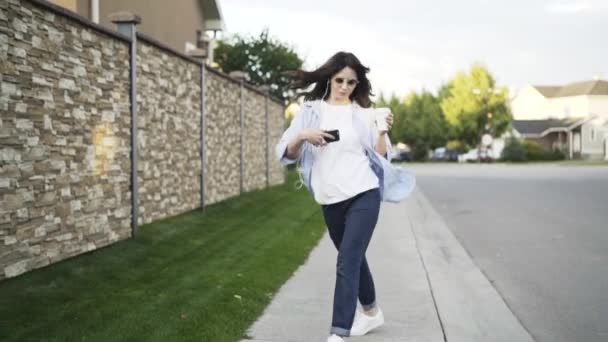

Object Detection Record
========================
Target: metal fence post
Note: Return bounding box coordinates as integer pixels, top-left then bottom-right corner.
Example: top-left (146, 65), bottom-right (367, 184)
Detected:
top-left (110, 12), bottom-right (141, 237)
top-left (201, 64), bottom-right (206, 209)
top-left (265, 93), bottom-right (270, 188)
top-left (240, 79), bottom-right (244, 194)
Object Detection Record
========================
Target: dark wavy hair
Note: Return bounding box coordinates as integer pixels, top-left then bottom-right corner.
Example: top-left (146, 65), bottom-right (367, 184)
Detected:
top-left (285, 51), bottom-right (374, 108)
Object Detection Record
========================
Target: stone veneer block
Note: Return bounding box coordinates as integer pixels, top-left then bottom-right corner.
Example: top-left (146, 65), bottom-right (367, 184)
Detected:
top-left (204, 71), bottom-right (241, 205)
top-left (0, 0), bottom-right (286, 281)
top-left (135, 41), bottom-right (202, 225)
top-left (242, 88), bottom-right (267, 192)
top-left (0, 0), bottom-right (131, 280)
top-left (268, 101), bottom-right (287, 186)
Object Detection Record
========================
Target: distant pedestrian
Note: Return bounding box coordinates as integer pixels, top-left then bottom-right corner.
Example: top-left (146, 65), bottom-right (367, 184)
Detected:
top-left (276, 51), bottom-right (416, 342)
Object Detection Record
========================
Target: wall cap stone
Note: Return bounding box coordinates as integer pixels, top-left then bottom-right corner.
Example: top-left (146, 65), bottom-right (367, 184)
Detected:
top-left (109, 12), bottom-right (142, 25)
top-left (187, 48), bottom-right (208, 60)
top-left (229, 71), bottom-right (247, 81)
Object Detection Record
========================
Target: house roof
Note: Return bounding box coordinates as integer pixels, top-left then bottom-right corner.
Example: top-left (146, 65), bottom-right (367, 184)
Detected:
top-left (512, 117), bottom-right (587, 136)
top-left (532, 79), bottom-right (608, 98)
top-left (199, 0), bottom-right (224, 30)
top-left (534, 86), bottom-right (561, 98)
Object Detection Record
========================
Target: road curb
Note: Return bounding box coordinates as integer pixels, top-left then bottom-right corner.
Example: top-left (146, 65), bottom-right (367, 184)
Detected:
top-left (408, 189), bottom-right (536, 342)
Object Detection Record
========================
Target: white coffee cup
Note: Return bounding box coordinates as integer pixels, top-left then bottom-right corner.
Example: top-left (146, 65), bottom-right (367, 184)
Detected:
top-left (374, 107), bottom-right (391, 132)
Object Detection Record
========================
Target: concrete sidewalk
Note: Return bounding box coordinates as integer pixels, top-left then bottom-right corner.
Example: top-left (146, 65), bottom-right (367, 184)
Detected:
top-left (240, 189), bottom-right (535, 342)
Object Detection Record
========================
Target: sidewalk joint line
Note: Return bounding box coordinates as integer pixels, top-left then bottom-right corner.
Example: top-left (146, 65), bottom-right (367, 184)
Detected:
top-left (408, 198), bottom-right (448, 342)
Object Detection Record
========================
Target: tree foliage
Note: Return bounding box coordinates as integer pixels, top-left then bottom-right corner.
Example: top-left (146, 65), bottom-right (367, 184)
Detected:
top-left (376, 64), bottom-right (512, 160)
top-left (440, 64), bottom-right (511, 147)
top-left (378, 91), bottom-right (449, 160)
top-left (214, 29), bottom-right (303, 103)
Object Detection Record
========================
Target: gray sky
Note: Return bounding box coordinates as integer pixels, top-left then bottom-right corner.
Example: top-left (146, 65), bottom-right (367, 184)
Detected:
top-left (219, 0), bottom-right (607, 98)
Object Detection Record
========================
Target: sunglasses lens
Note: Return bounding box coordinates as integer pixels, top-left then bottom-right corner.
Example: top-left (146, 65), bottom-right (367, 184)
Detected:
top-left (333, 78), bottom-right (358, 86)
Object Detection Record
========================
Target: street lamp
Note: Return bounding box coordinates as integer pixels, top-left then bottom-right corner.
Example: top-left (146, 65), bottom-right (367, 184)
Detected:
top-left (472, 88), bottom-right (501, 162)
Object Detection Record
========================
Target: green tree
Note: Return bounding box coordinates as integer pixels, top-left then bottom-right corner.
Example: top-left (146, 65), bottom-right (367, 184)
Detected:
top-left (378, 91), bottom-right (449, 160)
top-left (404, 91), bottom-right (449, 159)
top-left (214, 29), bottom-right (303, 103)
top-left (440, 64), bottom-right (512, 147)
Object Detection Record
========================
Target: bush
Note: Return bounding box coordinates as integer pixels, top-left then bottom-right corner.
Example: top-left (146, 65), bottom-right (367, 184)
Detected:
top-left (542, 148), bottom-right (566, 161)
top-left (446, 140), bottom-right (467, 153)
top-left (501, 138), bottom-right (527, 162)
top-left (502, 139), bottom-right (566, 162)
top-left (522, 141), bottom-right (544, 160)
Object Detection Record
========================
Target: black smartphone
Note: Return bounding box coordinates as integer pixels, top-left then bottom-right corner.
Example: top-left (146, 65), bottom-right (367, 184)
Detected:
top-left (324, 129), bottom-right (340, 143)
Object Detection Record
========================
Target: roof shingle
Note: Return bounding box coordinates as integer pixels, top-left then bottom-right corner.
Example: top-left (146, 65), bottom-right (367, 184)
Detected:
top-left (512, 117), bottom-right (586, 135)
top-left (532, 79), bottom-right (608, 98)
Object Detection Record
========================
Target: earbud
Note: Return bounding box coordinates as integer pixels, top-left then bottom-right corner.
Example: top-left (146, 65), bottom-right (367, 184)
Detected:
top-left (322, 79), bottom-right (330, 100)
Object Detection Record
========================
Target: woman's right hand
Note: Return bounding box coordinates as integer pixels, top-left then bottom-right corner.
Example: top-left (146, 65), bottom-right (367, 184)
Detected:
top-left (298, 129), bottom-right (335, 147)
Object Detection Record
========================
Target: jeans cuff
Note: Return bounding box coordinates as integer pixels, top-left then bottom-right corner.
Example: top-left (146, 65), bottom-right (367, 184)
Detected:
top-left (330, 326), bottom-right (350, 337)
top-left (362, 300), bottom-right (377, 311)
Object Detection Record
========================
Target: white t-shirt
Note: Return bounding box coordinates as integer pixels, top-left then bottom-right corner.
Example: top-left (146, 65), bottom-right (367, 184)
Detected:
top-left (311, 101), bottom-right (379, 205)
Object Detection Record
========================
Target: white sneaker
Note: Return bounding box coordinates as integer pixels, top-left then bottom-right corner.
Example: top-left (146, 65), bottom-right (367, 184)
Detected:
top-left (350, 308), bottom-right (385, 336)
top-left (327, 334), bottom-right (344, 342)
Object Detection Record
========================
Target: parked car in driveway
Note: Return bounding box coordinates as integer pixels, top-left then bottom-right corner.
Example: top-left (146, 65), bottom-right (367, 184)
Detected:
top-left (391, 150), bottom-right (412, 162)
top-left (431, 147), bottom-right (458, 162)
top-left (459, 149), bottom-right (478, 162)
top-left (458, 148), bottom-right (494, 162)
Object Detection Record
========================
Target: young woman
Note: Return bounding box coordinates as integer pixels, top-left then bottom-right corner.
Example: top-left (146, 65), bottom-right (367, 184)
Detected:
top-left (276, 52), bottom-right (415, 342)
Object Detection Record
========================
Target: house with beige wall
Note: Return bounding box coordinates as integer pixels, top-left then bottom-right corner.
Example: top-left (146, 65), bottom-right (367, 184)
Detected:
top-left (510, 79), bottom-right (608, 160)
top-left (47, 0), bottom-right (224, 54)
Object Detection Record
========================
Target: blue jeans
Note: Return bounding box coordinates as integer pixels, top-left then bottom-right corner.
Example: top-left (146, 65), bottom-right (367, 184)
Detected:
top-left (321, 188), bottom-right (381, 337)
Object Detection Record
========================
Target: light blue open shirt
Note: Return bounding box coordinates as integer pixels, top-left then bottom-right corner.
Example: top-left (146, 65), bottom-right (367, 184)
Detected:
top-left (275, 100), bottom-right (416, 203)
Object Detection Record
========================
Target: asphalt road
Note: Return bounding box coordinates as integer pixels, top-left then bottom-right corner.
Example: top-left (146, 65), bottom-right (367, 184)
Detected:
top-left (409, 163), bottom-right (608, 342)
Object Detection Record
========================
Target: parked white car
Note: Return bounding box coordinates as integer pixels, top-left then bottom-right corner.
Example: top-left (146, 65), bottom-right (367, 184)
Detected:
top-left (458, 148), bottom-right (494, 162)
top-left (459, 149), bottom-right (478, 162)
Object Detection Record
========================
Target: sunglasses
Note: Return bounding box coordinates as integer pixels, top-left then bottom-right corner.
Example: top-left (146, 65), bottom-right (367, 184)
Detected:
top-left (333, 77), bottom-right (359, 87)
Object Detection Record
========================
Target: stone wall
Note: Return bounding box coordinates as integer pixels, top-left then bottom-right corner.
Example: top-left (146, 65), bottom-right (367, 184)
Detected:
top-left (136, 38), bottom-right (201, 225)
top-left (242, 87), bottom-right (267, 192)
top-left (0, 0), bottom-right (132, 279)
top-left (268, 101), bottom-right (286, 186)
top-left (203, 69), bottom-right (241, 205)
top-left (0, 0), bottom-right (286, 281)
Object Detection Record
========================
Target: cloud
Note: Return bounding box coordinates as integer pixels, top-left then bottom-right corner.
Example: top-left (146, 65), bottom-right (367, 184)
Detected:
top-left (220, 0), bottom-right (606, 98)
top-left (514, 50), bottom-right (538, 65)
top-left (221, 2), bottom-right (436, 97)
top-left (545, 0), bottom-right (607, 14)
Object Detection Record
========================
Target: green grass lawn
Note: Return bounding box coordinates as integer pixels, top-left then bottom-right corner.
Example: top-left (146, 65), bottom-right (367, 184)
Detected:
top-left (0, 172), bottom-right (326, 342)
